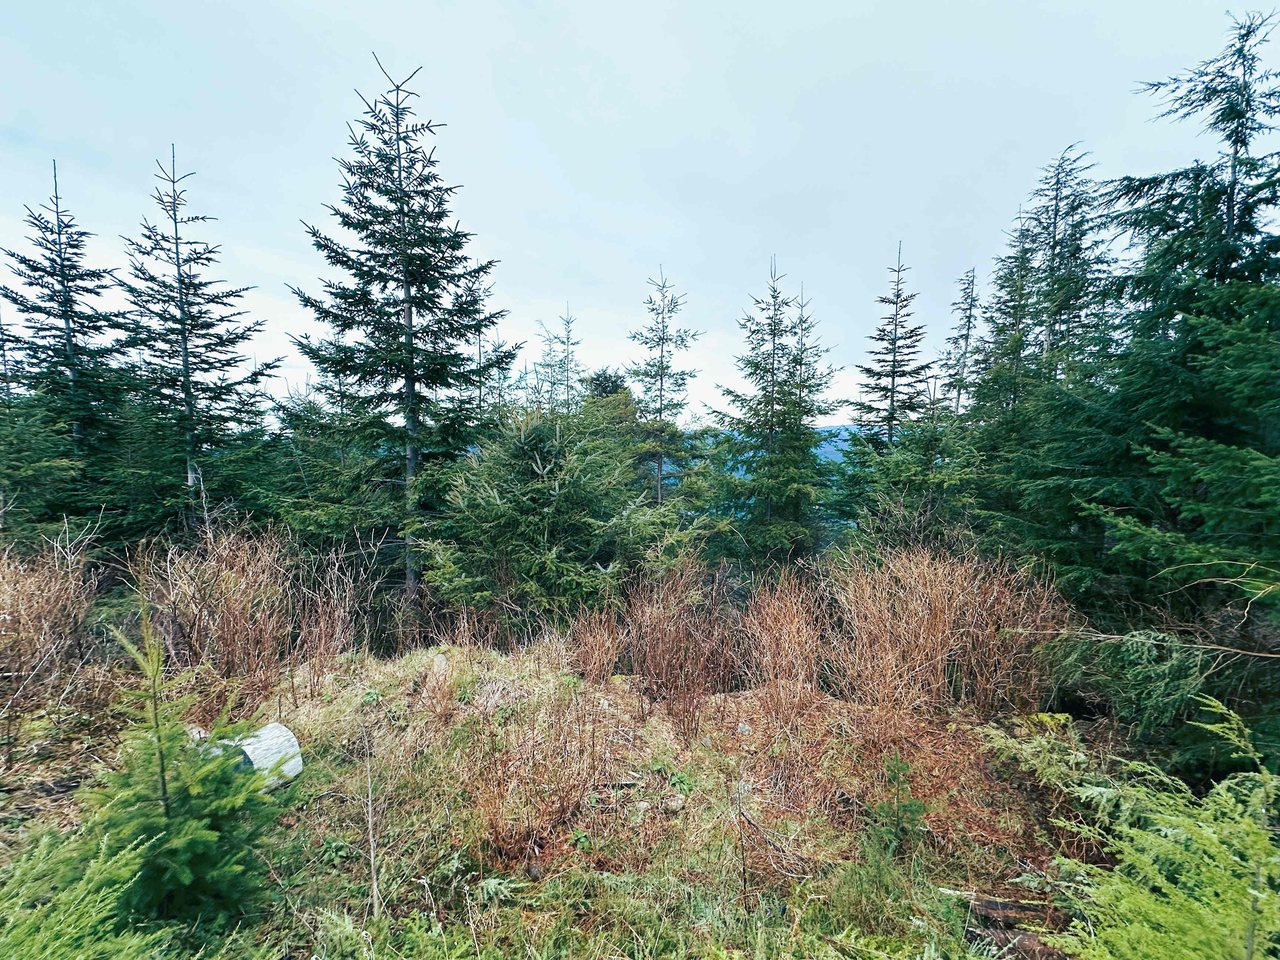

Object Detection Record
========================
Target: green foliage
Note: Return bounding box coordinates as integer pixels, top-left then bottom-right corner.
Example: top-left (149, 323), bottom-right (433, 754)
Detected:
top-left (712, 263), bottom-right (839, 563)
top-left (309, 911), bottom-right (494, 959)
top-left (627, 269), bottom-right (701, 504)
top-left (1051, 701), bottom-right (1280, 960)
top-left (853, 245), bottom-right (931, 446)
top-left (0, 393), bottom-right (78, 541)
top-left (0, 835), bottom-right (170, 960)
top-left (118, 148), bottom-right (277, 501)
top-left (75, 604), bottom-right (280, 925)
top-left (1046, 630), bottom-right (1207, 736)
top-left (870, 753), bottom-right (927, 859)
top-left (819, 756), bottom-right (932, 943)
top-left (422, 405), bottom-right (692, 618)
top-left (293, 62), bottom-right (513, 585)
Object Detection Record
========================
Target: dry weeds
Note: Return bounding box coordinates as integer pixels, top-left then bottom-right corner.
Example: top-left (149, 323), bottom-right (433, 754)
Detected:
top-left (823, 547), bottom-right (1067, 716)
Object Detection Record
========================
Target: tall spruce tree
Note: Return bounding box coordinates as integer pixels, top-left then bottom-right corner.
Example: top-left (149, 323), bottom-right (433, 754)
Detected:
top-left (627, 269), bottom-right (700, 503)
top-left (854, 244), bottom-right (931, 445)
top-left (714, 263), bottom-right (838, 563)
top-left (1092, 12), bottom-right (1280, 614)
top-left (957, 151), bottom-right (1122, 589)
top-left (1027, 146), bottom-right (1114, 380)
top-left (969, 216), bottom-right (1037, 416)
top-left (293, 60), bottom-right (512, 590)
top-left (0, 162), bottom-right (120, 466)
top-left (118, 148), bottom-right (277, 508)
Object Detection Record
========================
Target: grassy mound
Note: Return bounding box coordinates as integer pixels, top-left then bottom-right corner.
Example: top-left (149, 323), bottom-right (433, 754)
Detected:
top-left (243, 640), bottom-right (1060, 958)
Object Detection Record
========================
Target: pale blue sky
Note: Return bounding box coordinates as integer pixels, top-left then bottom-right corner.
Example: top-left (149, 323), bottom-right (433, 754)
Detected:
top-left (0, 0), bottom-right (1236, 420)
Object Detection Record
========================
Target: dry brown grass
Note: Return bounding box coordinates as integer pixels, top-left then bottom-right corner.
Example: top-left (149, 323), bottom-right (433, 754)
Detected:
top-left (823, 546), bottom-right (1068, 717)
top-left (570, 608), bottom-right (625, 686)
top-left (466, 689), bottom-right (612, 864)
top-left (141, 528), bottom-right (294, 717)
top-left (0, 530), bottom-right (99, 765)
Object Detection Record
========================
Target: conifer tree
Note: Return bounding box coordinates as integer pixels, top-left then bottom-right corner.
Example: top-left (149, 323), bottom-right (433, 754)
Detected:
top-left (714, 264), bottom-right (838, 562)
top-left (118, 148), bottom-right (277, 502)
top-left (1089, 12), bottom-right (1280, 611)
top-left (627, 269), bottom-right (700, 503)
top-left (1026, 146), bottom-right (1114, 380)
top-left (969, 216), bottom-right (1036, 415)
top-left (424, 404), bottom-right (682, 619)
top-left (585, 366), bottom-right (628, 398)
top-left (77, 603), bottom-right (278, 924)
top-left (532, 310), bottom-right (584, 415)
top-left (294, 60), bottom-right (512, 590)
top-left (942, 268), bottom-right (979, 413)
top-left (0, 307), bottom-right (21, 404)
top-left (0, 162), bottom-right (121, 476)
top-left (854, 245), bottom-right (931, 445)
top-left (0, 163), bottom-right (122, 512)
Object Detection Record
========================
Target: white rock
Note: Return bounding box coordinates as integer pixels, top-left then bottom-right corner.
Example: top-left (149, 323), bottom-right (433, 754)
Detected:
top-left (235, 722), bottom-right (303, 787)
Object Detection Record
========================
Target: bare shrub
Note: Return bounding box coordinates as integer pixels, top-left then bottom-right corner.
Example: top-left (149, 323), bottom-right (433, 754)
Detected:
top-left (467, 692), bottom-right (609, 863)
top-left (623, 559), bottom-right (738, 740)
top-left (0, 529), bottom-right (98, 764)
top-left (287, 548), bottom-right (368, 700)
top-left (141, 527), bottom-right (380, 719)
top-left (571, 608), bottom-right (625, 685)
top-left (738, 569), bottom-right (825, 733)
top-left (824, 547), bottom-right (1068, 716)
top-left (141, 528), bottom-right (294, 716)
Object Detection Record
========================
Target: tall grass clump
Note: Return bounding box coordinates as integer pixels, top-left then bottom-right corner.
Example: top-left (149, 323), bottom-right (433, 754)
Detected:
top-left (0, 528), bottom-right (98, 765)
top-left (623, 558), bottom-right (738, 739)
top-left (824, 546), bottom-right (1067, 716)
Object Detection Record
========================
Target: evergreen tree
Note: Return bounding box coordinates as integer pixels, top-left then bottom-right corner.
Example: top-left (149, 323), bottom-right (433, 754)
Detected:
top-left (1089, 13), bottom-right (1280, 614)
top-left (532, 310), bottom-right (584, 415)
top-left (77, 605), bottom-right (279, 925)
top-left (423, 405), bottom-right (684, 619)
top-left (1027, 146), bottom-right (1115, 380)
top-left (627, 269), bottom-right (700, 503)
top-left (585, 366), bottom-right (628, 398)
top-left (714, 264), bottom-right (838, 563)
top-left (0, 307), bottom-right (23, 403)
top-left (0, 837), bottom-right (169, 960)
top-left (0, 164), bottom-right (126, 536)
top-left (293, 60), bottom-right (512, 590)
top-left (969, 216), bottom-right (1037, 415)
top-left (941, 268), bottom-right (979, 413)
top-left (854, 245), bottom-right (931, 446)
top-left (0, 162), bottom-right (120, 460)
top-left (1054, 704), bottom-right (1280, 960)
top-left (118, 147), bottom-right (277, 508)
top-left (959, 152), bottom-right (1121, 593)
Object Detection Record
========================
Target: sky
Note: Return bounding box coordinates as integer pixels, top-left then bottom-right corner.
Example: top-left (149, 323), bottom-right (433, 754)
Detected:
top-left (0, 0), bottom-right (1240, 424)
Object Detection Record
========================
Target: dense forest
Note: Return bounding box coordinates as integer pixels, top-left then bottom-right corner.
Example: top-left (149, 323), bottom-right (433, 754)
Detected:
top-left (1, 11), bottom-right (1278, 960)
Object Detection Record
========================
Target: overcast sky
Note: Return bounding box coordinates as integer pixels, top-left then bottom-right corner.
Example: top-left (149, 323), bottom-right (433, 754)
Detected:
top-left (0, 0), bottom-right (1239, 423)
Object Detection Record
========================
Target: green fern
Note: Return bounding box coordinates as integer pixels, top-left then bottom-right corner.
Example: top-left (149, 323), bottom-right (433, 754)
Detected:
top-left (0, 834), bottom-right (170, 960)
